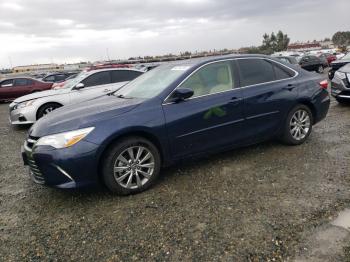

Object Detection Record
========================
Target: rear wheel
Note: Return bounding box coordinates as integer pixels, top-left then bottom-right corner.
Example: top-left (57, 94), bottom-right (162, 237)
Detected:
top-left (281, 105), bottom-right (313, 145)
top-left (102, 137), bottom-right (161, 195)
top-left (37, 103), bottom-right (61, 119)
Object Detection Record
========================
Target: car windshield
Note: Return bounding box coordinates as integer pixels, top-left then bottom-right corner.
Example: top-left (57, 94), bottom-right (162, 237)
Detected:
top-left (61, 71), bottom-right (90, 89)
top-left (341, 53), bottom-right (350, 60)
top-left (114, 64), bottom-right (191, 99)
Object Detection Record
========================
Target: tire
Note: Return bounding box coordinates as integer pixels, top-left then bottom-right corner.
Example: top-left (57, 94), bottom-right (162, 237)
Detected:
top-left (280, 105), bottom-right (313, 145)
top-left (102, 137), bottom-right (161, 195)
top-left (316, 65), bottom-right (324, 74)
top-left (36, 103), bottom-right (61, 119)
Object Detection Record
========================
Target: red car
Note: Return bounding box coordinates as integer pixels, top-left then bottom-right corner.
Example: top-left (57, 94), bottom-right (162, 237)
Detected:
top-left (317, 53), bottom-right (337, 65)
top-left (0, 77), bottom-right (53, 102)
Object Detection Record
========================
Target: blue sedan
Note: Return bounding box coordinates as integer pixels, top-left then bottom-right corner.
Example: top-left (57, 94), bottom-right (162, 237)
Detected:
top-left (22, 55), bottom-right (330, 195)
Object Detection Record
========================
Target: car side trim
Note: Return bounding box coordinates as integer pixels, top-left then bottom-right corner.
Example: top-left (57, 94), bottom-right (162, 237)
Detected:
top-left (177, 118), bottom-right (245, 139)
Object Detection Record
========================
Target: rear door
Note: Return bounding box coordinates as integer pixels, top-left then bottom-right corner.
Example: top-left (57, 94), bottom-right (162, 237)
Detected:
top-left (69, 71), bottom-right (112, 103)
top-left (236, 58), bottom-right (298, 142)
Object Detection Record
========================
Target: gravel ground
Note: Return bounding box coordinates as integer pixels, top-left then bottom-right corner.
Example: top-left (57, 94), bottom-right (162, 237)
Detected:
top-left (1, 81), bottom-right (350, 261)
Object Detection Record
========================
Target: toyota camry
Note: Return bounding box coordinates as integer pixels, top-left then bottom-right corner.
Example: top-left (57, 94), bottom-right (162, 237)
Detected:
top-left (22, 55), bottom-right (330, 195)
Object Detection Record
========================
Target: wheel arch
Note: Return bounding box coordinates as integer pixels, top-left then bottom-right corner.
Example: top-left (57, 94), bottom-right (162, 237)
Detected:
top-left (36, 101), bottom-right (63, 120)
top-left (296, 99), bottom-right (317, 124)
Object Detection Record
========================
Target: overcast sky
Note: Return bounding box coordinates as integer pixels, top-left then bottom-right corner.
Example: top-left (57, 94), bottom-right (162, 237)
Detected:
top-left (0, 0), bottom-right (349, 68)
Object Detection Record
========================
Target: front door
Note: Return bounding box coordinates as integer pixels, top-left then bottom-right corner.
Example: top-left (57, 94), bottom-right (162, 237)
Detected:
top-left (162, 60), bottom-right (245, 159)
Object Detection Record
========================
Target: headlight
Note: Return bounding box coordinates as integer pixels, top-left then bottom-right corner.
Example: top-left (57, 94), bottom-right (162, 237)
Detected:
top-left (15, 100), bottom-right (35, 110)
top-left (36, 127), bottom-right (95, 149)
top-left (335, 71), bottom-right (347, 80)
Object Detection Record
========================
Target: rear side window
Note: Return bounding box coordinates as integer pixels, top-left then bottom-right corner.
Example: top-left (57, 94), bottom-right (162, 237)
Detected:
top-left (238, 59), bottom-right (275, 87)
top-left (14, 78), bottom-right (32, 86)
top-left (82, 71), bottom-right (111, 87)
top-left (271, 61), bottom-right (295, 80)
top-left (111, 70), bottom-right (143, 83)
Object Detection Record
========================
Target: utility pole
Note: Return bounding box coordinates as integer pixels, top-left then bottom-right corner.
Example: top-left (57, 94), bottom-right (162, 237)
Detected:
top-left (106, 48), bottom-right (111, 62)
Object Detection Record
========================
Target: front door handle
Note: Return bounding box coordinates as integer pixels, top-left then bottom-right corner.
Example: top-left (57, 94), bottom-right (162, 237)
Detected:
top-left (103, 89), bottom-right (112, 93)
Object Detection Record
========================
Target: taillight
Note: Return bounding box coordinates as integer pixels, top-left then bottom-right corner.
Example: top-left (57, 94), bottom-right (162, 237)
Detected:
top-left (319, 80), bottom-right (328, 89)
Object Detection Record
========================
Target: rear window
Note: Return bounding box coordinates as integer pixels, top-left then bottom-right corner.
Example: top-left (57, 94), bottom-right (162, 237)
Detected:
top-left (14, 78), bottom-right (33, 86)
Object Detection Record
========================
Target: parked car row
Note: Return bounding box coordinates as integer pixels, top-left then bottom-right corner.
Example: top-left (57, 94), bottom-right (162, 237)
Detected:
top-left (15, 55), bottom-right (330, 195)
top-left (275, 54), bottom-right (327, 73)
top-left (9, 68), bottom-right (144, 124)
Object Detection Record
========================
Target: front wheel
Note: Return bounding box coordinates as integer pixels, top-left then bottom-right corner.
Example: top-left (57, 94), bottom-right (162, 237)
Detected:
top-left (281, 105), bottom-right (313, 145)
top-left (102, 137), bottom-right (161, 195)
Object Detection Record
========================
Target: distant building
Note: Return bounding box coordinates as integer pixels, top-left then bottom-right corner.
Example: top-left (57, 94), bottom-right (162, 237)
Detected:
top-left (287, 42), bottom-right (322, 52)
top-left (12, 64), bottom-right (63, 73)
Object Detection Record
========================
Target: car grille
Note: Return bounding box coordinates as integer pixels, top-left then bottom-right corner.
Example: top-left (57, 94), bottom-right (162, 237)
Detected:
top-left (25, 136), bottom-right (45, 184)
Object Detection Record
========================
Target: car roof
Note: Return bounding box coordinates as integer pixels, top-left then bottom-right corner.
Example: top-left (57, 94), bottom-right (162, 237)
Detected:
top-left (1, 77), bottom-right (38, 81)
top-left (85, 67), bottom-right (144, 75)
top-left (154, 54), bottom-right (274, 69)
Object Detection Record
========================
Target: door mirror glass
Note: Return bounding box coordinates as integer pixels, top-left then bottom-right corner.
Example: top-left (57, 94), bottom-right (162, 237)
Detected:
top-left (74, 83), bottom-right (85, 90)
top-left (169, 88), bottom-right (194, 103)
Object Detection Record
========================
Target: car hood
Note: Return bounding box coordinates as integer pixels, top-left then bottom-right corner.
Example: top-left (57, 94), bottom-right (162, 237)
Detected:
top-left (339, 63), bottom-right (350, 73)
top-left (29, 95), bottom-right (143, 137)
top-left (13, 88), bottom-right (69, 103)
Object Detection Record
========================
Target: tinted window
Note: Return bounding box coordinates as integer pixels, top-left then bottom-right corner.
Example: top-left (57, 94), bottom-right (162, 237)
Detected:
top-left (14, 78), bottom-right (32, 86)
top-left (111, 70), bottom-right (142, 83)
top-left (179, 61), bottom-right (234, 98)
top-left (82, 71), bottom-right (111, 87)
top-left (44, 76), bottom-right (55, 82)
top-left (238, 59), bottom-right (275, 86)
top-left (55, 74), bottom-right (67, 81)
top-left (278, 57), bottom-right (290, 64)
top-left (273, 63), bottom-right (294, 80)
top-left (0, 79), bottom-right (14, 87)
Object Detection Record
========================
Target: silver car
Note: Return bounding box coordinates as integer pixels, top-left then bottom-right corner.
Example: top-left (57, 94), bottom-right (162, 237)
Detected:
top-left (9, 68), bottom-right (143, 125)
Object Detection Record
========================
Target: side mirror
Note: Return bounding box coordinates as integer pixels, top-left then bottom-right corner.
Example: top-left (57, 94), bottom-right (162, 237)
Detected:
top-left (168, 88), bottom-right (194, 103)
top-left (74, 83), bottom-right (85, 90)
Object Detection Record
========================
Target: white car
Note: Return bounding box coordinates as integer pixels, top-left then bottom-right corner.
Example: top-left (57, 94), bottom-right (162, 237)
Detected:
top-left (9, 68), bottom-right (143, 125)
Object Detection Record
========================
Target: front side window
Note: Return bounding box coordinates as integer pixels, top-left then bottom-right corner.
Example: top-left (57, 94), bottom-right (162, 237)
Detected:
top-left (179, 61), bottom-right (234, 98)
top-left (0, 79), bottom-right (14, 87)
top-left (238, 59), bottom-right (275, 87)
top-left (44, 76), bottom-right (55, 82)
top-left (111, 70), bottom-right (143, 83)
top-left (82, 71), bottom-right (111, 87)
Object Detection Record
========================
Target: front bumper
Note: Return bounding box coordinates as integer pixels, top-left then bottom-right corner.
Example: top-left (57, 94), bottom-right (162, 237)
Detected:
top-left (9, 104), bottom-right (36, 125)
top-left (22, 138), bottom-right (101, 189)
top-left (331, 76), bottom-right (350, 99)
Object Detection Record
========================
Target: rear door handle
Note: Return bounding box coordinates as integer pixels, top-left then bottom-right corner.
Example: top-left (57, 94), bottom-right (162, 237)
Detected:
top-left (103, 89), bottom-right (112, 92)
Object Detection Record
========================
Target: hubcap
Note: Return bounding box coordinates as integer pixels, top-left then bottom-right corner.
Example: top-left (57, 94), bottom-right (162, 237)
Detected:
top-left (290, 109), bottom-right (311, 141)
top-left (113, 146), bottom-right (155, 189)
top-left (43, 107), bottom-right (54, 115)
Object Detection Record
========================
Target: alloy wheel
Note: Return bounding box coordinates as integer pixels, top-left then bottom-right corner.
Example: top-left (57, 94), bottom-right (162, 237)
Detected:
top-left (113, 146), bottom-right (155, 189)
top-left (43, 107), bottom-right (54, 115)
top-left (289, 109), bottom-right (311, 141)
